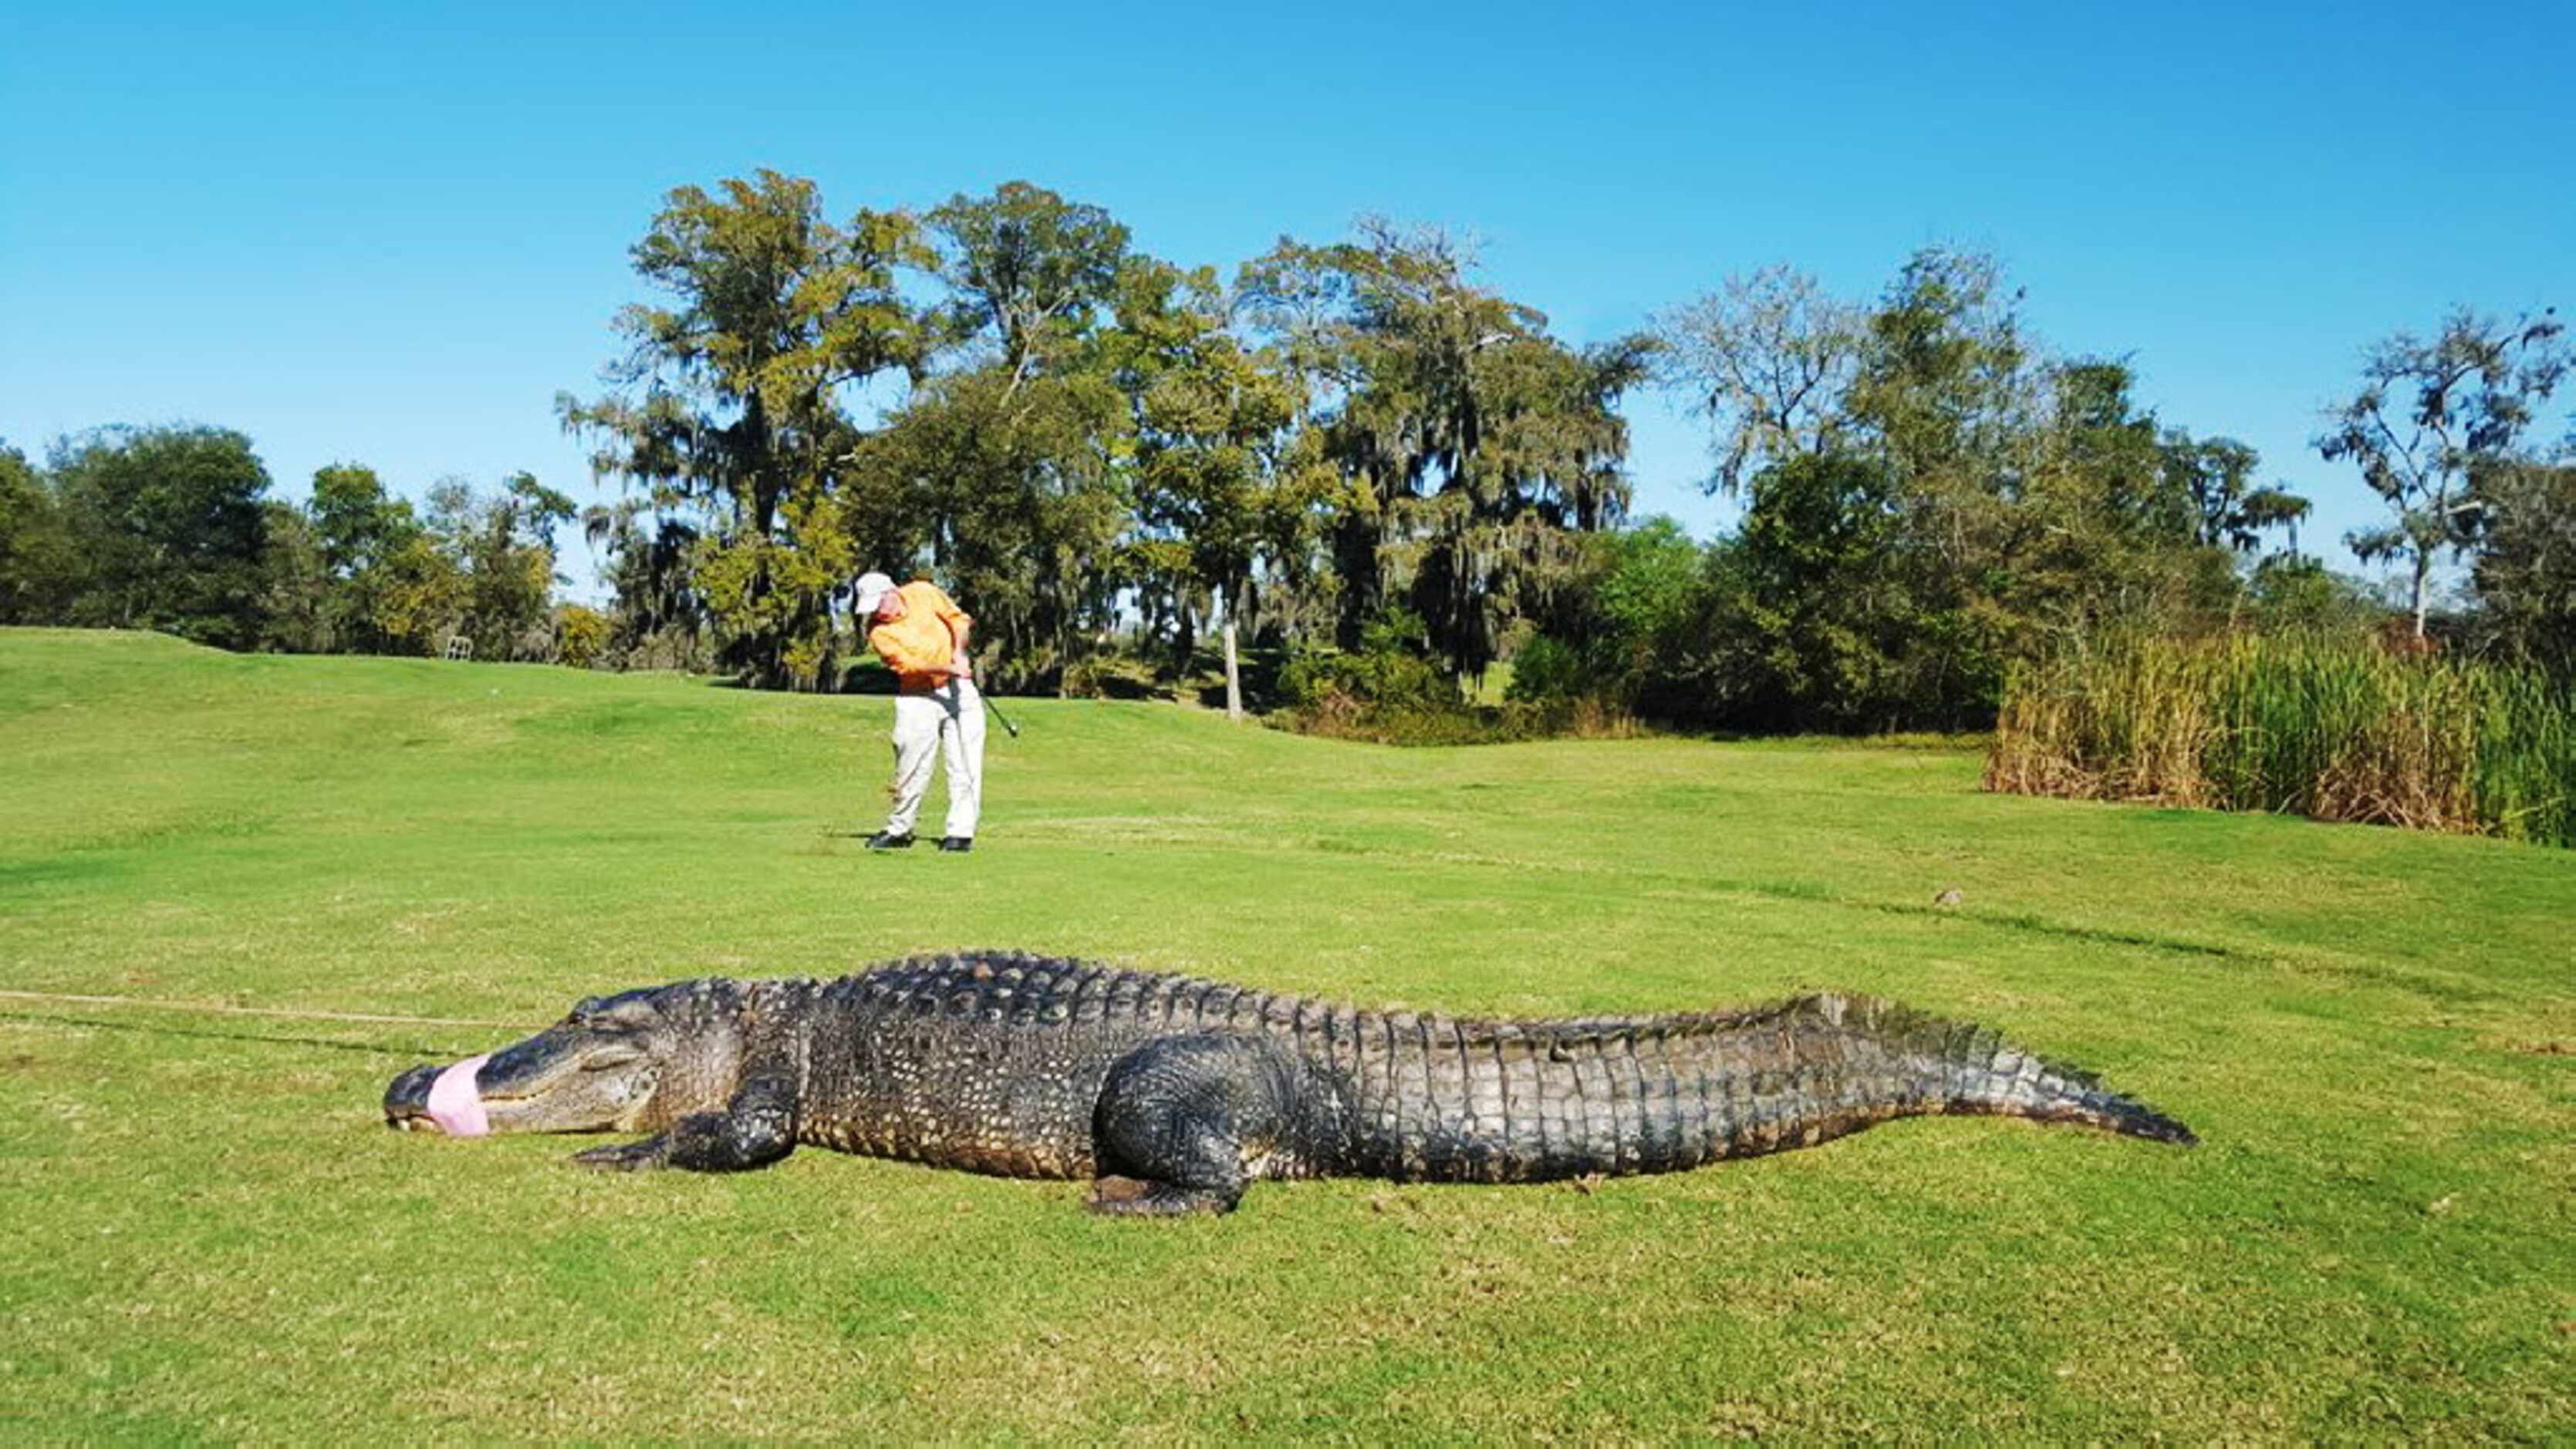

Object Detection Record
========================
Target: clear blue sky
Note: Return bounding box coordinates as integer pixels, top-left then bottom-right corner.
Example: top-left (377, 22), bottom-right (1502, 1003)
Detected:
top-left (5, 0), bottom-right (2568, 601)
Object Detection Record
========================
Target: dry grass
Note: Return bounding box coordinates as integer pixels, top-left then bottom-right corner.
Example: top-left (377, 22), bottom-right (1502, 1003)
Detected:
top-left (1988, 633), bottom-right (2575, 846)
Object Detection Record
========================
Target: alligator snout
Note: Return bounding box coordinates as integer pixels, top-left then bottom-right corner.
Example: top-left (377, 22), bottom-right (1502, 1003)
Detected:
top-left (381, 1054), bottom-right (496, 1136)
top-left (378, 1062), bottom-right (440, 1129)
top-left (384, 1063), bottom-right (441, 1130)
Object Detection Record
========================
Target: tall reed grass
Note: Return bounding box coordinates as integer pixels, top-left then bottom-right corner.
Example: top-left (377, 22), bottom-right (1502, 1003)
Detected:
top-left (1987, 633), bottom-right (2575, 847)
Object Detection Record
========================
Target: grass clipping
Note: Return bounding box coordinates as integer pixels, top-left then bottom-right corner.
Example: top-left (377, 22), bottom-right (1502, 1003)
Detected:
top-left (1986, 632), bottom-right (2575, 846)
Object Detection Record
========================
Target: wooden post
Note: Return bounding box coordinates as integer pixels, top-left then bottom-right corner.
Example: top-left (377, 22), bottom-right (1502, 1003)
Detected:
top-left (1223, 621), bottom-right (1244, 723)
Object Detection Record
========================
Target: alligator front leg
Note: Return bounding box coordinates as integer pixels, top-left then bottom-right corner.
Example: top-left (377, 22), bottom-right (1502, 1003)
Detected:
top-left (1085, 1033), bottom-right (1305, 1218)
top-left (576, 1043), bottom-right (801, 1174)
top-left (572, 1103), bottom-right (792, 1171)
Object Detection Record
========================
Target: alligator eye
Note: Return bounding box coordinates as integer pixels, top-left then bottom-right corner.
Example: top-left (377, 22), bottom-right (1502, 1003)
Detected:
top-left (581, 1045), bottom-right (646, 1071)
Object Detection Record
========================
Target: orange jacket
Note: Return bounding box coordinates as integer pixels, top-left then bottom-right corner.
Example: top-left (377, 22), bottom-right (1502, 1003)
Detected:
top-left (866, 581), bottom-right (971, 691)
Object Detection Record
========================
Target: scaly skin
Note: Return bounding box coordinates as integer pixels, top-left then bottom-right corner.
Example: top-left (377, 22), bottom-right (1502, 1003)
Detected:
top-left (384, 951), bottom-right (2196, 1216)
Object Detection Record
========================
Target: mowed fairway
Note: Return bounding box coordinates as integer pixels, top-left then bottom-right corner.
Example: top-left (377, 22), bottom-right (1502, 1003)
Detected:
top-left (2, 629), bottom-right (2570, 1440)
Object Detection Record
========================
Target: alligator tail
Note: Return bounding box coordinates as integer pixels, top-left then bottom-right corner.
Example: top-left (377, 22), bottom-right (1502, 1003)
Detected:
top-left (1340, 992), bottom-right (2195, 1184)
top-left (1845, 993), bottom-right (2198, 1147)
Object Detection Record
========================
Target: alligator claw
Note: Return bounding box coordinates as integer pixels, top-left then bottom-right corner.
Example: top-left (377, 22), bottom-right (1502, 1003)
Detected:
top-left (1084, 1175), bottom-right (1230, 1217)
top-left (1085, 1174), bottom-right (1153, 1206)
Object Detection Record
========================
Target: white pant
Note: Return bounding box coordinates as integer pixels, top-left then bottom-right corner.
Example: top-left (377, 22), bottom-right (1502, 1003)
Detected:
top-left (883, 680), bottom-right (984, 840)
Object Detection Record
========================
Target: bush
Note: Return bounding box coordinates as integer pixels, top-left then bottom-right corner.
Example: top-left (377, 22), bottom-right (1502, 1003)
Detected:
top-left (1060, 654), bottom-right (1163, 700)
top-left (555, 606), bottom-right (611, 669)
top-left (1278, 610), bottom-right (1642, 745)
top-left (1281, 645), bottom-right (1457, 716)
top-left (1503, 634), bottom-right (1587, 704)
top-left (1507, 518), bottom-right (1708, 715)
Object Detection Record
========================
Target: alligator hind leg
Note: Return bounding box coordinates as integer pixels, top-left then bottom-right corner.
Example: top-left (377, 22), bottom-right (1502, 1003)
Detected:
top-left (1087, 1033), bottom-right (1299, 1218)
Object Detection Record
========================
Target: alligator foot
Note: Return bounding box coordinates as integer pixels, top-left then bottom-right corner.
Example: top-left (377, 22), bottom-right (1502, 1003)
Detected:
top-left (1085, 1175), bottom-right (1231, 1217)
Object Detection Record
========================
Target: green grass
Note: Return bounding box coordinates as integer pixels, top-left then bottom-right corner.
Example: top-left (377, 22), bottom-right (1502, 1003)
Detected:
top-left (3, 627), bottom-right (2571, 1440)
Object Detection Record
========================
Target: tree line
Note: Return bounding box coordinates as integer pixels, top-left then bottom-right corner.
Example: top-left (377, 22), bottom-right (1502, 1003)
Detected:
top-left (2, 172), bottom-right (2567, 732)
top-left (0, 429), bottom-right (589, 664)
top-left (1513, 262), bottom-right (2568, 735)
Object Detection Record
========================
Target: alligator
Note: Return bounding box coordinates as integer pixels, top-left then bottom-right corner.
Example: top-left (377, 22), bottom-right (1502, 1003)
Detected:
top-left (383, 951), bottom-right (2195, 1215)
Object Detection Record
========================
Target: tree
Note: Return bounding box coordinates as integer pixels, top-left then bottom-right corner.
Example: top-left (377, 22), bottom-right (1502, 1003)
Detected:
top-left (1707, 452), bottom-right (2002, 732)
top-left (1110, 256), bottom-right (1336, 662)
top-left (1667, 248), bottom-right (2030, 608)
top-left (304, 462), bottom-right (423, 652)
top-left (2466, 459), bottom-right (2576, 674)
top-left (254, 500), bottom-right (333, 652)
top-left (857, 366), bottom-right (1129, 686)
top-left (1653, 249), bottom-right (2285, 731)
top-left (2320, 307), bottom-right (2568, 637)
top-left (561, 170), bottom-right (930, 688)
top-left (1753, 251), bottom-right (2027, 714)
top-left (1406, 330), bottom-right (1653, 679)
top-left (0, 442), bottom-right (76, 624)
top-left (369, 529), bottom-right (468, 655)
top-left (426, 472), bottom-right (575, 661)
top-left (2158, 432), bottom-right (2309, 554)
top-left (49, 425), bottom-right (273, 648)
top-left (1656, 265), bottom-right (1863, 494)
top-left (1240, 221), bottom-right (1653, 677)
top-left (1999, 360), bottom-right (2270, 638)
top-left (850, 181), bottom-right (1141, 687)
top-left (1850, 248), bottom-right (2030, 518)
top-left (1507, 515), bottom-right (1707, 713)
top-left (555, 604), bottom-right (612, 669)
top-left (927, 180), bottom-right (1130, 399)
top-left (2243, 552), bottom-right (2377, 633)
top-left (580, 497), bottom-right (705, 667)
top-left (309, 463), bottom-right (415, 576)
top-left (1656, 248), bottom-right (2030, 526)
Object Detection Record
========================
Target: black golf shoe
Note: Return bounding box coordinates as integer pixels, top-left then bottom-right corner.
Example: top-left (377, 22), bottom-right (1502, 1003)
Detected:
top-left (866, 831), bottom-right (915, 851)
top-left (938, 836), bottom-right (974, 853)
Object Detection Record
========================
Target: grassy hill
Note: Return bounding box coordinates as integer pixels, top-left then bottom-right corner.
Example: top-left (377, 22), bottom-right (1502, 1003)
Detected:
top-left (2, 627), bottom-right (2568, 1439)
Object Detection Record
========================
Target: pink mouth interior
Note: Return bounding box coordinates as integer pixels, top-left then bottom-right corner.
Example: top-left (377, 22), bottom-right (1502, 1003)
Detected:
top-left (426, 1054), bottom-right (492, 1137)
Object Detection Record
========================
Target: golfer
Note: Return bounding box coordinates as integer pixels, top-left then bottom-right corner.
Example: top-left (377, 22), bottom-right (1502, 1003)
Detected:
top-left (853, 571), bottom-right (984, 854)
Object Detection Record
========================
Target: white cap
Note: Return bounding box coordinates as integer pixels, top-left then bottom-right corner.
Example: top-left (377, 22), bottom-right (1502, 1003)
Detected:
top-left (852, 572), bottom-right (897, 616)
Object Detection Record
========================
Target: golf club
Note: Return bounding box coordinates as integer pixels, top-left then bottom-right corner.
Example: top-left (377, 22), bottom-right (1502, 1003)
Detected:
top-left (976, 681), bottom-right (1021, 738)
top-left (963, 660), bottom-right (1020, 737)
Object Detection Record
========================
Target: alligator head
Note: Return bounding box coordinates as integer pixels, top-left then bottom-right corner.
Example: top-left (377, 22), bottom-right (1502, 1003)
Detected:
top-left (384, 981), bottom-right (745, 1138)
